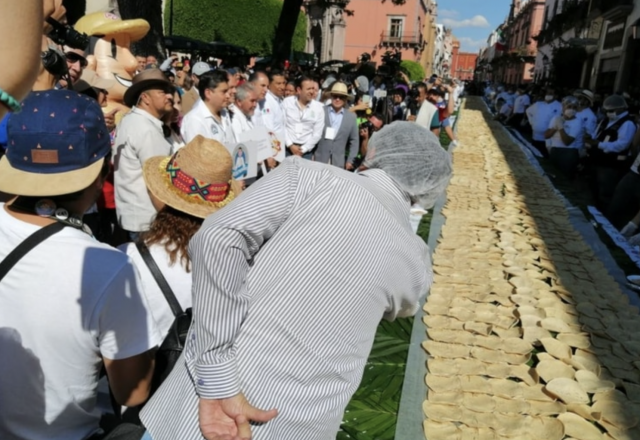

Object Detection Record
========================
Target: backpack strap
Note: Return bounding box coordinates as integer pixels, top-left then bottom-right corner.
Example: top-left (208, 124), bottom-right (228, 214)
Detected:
top-left (0, 222), bottom-right (65, 283)
top-left (135, 241), bottom-right (183, 317)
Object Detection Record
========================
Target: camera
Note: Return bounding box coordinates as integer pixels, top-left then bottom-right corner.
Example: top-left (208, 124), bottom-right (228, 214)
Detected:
top-left (359, 121), bottom-right (374, 134)
top-left (377, 50), bottom-right (402, 77)
top-left (46, 17), bottom-right (89, 50)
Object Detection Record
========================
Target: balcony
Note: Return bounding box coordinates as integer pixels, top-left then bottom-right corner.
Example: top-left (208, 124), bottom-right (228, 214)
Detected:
top-left (589, 0), bottom-right (634, 20)
top-left (380, 32), bottom-right (423, 48)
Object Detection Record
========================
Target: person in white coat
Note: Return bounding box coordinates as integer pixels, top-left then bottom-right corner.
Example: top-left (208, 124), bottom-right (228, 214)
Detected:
top-left (526, 88), bottom-right (562, 158)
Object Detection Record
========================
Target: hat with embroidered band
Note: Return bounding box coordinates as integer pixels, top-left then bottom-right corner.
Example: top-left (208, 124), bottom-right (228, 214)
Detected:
top-left (143, 135), bottom-right (243, 219)
top-left (329, 81), bottom-right (354, 101)
top-left (0, 90), bottom-right (110, 197)
top-left (123, 68), bottom-right (174, 107)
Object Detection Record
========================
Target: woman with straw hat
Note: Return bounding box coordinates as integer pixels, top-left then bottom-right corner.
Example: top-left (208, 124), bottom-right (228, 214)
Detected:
top-left (118, 135), bottom-right (243, 339)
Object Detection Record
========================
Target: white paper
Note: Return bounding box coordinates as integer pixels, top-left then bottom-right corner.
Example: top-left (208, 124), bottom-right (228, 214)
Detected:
top-left (226, 141), bottom-right (258, 180)
top-left (325, 127), bottom-right (337, 140)
top-left (238, 126), bottom-right (286, 163)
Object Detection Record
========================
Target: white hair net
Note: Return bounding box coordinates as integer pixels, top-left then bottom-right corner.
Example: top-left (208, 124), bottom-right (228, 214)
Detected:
top-left (363, 121), bottom-right (452, 208)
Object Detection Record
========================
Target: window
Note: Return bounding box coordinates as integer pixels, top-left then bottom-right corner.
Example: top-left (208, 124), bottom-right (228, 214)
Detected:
top-left (389, 17), bottom-right (404, 39)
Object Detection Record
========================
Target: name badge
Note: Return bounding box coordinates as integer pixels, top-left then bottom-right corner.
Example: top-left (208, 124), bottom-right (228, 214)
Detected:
top-left (325, 127), bottom-right (337, 140)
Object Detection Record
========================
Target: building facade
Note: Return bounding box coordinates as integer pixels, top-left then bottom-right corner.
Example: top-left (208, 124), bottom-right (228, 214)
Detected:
top-left (342, 0), bottom-right (429, 66)
top-left (303, 0), bottom-right (350, 63)
top-left (420, 0), bottom-right (439, 77)
top-left (452, 50), bottom-right (478, 81)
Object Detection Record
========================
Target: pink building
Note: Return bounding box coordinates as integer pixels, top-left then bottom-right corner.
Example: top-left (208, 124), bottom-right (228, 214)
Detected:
top-left (498, 0), bottom-right (545, 84)
top-left (342, 0), bottom-right (428, 65)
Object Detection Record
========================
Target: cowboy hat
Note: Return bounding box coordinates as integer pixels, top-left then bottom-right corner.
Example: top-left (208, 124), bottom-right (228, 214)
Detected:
top-left (123, 68), bottom-right (174, 107)
top-left (573, 89), bottom-right (594, 104)
top-left (329, 82), bottom-right (354, 101)
top-left (143, 136), bottom-right (243, 219)
top-left (74, 11), bottom-right (150, 42)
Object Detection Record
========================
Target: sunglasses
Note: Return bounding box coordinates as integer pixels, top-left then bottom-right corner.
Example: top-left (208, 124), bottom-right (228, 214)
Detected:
top-left (331, 94), bottom-right (346, 101)
top-left (65, 52), bottom-right (88, 68)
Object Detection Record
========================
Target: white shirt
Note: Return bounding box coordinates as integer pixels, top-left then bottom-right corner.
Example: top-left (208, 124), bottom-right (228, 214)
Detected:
top-left (282, 96), bottom-right (325, 153)
top-left (114, 107), bottom-right (172, 232)
top-left (181, 99), bottom-right (235, 146)
top-left (598, 111), bottom-right (637, 153)
top-left (261, 91), bottom-right (285, 138)
top-left (547, 115), bottom-right (585, 149)
top-left (0, 205), bottom-right (160, 440)
top-left (230, 104), bottom-right (254, 141)
top-left (119, 242), bottom-right (193, 339)
top-left (526, 100), bottom-right (562, 141)
top-left (513, 94), bottom-right (530, 114)
top-left (576, 107), bottom-right (598, 138)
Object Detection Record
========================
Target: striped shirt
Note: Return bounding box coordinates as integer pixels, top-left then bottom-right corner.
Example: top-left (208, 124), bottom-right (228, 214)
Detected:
top-left (140, 157), bottom-right (432, 439)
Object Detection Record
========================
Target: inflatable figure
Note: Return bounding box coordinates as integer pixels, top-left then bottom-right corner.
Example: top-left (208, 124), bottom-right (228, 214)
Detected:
top-left (74, 12), bottom-right (150, 114)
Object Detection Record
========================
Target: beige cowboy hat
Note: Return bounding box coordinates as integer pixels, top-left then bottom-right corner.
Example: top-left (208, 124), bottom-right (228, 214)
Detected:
top-left (74, 11), bottom-right (150, 42)
top-left (143, 136), bottom-right (243, 219)
top-left (123, 68), bottom-right (174, 107)
top-left (329, 81), bottom-right (354, 101)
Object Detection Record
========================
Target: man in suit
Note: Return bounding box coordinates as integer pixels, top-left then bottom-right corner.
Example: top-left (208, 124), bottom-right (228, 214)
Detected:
top-left (315, 82), bottom-right (359, 170)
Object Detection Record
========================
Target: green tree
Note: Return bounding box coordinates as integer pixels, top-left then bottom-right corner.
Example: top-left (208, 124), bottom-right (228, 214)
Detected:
top-left (400, 60), bottom-right (425, 82)
top-left (165, 0), bottom-right (307, 56)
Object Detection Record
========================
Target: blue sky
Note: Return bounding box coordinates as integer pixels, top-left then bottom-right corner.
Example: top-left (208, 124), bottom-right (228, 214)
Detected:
top-left (437, 0), bottom-right (512, 53)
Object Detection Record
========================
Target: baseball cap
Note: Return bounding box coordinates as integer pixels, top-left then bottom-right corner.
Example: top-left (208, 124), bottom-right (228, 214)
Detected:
top-left (192, 61), bottom-right (212, 77)
top-left (0, 90), bottom-right (111, 196)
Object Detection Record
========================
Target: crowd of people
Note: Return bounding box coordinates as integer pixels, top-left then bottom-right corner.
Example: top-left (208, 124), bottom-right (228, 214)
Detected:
top-left (483, 83), bottom-right (640, 246)
top-left (0, 3), bottom-right (454, 440)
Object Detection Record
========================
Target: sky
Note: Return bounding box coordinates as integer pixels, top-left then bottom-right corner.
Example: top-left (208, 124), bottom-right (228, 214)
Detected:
top-left (436, 0), bottom-right (512, 53)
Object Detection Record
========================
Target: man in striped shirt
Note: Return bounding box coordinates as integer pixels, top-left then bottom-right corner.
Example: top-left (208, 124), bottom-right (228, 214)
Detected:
top-left (140, 122), bottom-right (451, 440)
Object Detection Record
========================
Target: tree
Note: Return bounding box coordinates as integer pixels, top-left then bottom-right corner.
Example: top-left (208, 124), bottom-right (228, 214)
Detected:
top-left (167, 0), bottom-right (306, 57)
top-left (117, 0), bottom-right (165, 58)
top-left (400, 60), bottom-right (425, 82)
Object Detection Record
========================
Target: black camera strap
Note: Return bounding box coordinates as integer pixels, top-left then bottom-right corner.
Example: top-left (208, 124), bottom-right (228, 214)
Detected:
top-left (0, 222), bottom-right (65, 283)
top-left (135, 241), bottom-right (183, 317)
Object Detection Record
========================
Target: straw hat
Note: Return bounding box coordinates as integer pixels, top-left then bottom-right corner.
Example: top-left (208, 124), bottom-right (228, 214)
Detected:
top-left (143, 136), bottom-right (243, 218)
top-left (329, 81), bottom-right (354, 101)
top-left (123, 68), bottom-right (174, 107)
top-left (573, 89), bottom-right (594, 104)
top-left (75, 11), bottom-right (150, 42)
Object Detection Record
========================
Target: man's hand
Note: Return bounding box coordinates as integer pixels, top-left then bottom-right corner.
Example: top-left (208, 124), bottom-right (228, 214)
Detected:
top-left (407, 115), bottom-right (416, 122)
top-left (104, 109), bottom-right (118, 132)
top-left (266, 157), bottom-right (277, 169)
top-left (289, 145), bottom-right (303, 156)
top-left (199, 394), bottom-right (278, 440)
top-left (345, 162), bottom-right (354, 171)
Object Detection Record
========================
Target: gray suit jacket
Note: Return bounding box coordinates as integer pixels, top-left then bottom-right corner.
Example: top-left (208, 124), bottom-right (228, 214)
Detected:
top-left (314, 106), bottom-right (359, 168)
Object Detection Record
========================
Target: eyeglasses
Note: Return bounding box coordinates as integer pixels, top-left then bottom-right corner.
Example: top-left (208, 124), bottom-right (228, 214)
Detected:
top-left (331, 95), bottom-right (346, 101)
top-left (65, 52), bottom-right (88, 68)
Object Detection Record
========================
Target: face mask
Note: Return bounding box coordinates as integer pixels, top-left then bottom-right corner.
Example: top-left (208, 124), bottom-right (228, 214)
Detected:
top-left (564, 109), bottom-right (576, 118)
top-left (607, 111), bottom-right (618, 120)
top-left (544, 95), bottom-right (554, 102)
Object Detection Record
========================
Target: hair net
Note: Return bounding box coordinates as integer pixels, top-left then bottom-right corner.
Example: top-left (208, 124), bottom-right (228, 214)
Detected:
top-left (362, 122), bottom-right (452, 209)
top-left (356, 76), bottom-right (369, 94)
top-left (603, 94), bottom-right (628, 110)
top-left (561, 96), bottom-right (579, 108)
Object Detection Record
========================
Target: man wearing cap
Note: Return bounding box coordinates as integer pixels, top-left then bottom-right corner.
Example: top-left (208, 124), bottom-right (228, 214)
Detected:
top-left (282, 75), bottom-right (326, 159)
top-left (181, 70), bottom-right (235, 146)
top-left (140, 122), bottom-right (451, 440)
top-left (574, 89), bottom-right (598, 139)
top-left (113, 69), bottom-right (175, 236)
top-left (315, 82), bottom-right (359, 170)
top-left (585, 94), bottom-right (638, 212)
top-left (0, 90), bottom-right (159, 440)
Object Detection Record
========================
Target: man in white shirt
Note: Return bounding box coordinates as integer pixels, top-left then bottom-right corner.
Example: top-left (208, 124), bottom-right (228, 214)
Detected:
top-left (408, 82), bottom-right (441, 136)
top-left (0, 90), bottom-right (159, 440)
top-left (282, 75), bottom-right (325, 159)
top-left (507, 86), bottom-right (530, 130)
top-left (230, 83), bottom-right (258, 140)
top-left (181, 69), bottom-right (235, 145)
top-left (526, 88), bottom-right (562, 158)
top-left (114, 69), bottom-right (174, 236)
top-left (574, 89), bottom-right (598, 139)
top-left (261, 70), bottom-right (286, 136)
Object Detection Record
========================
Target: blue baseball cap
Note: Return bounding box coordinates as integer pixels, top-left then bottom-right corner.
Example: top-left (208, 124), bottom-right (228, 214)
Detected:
top-left (0, 90), bottom-right (110, 196)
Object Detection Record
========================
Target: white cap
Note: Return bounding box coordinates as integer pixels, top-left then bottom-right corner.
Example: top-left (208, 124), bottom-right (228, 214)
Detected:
top-left (192, 62), bottom-right (212, 77)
